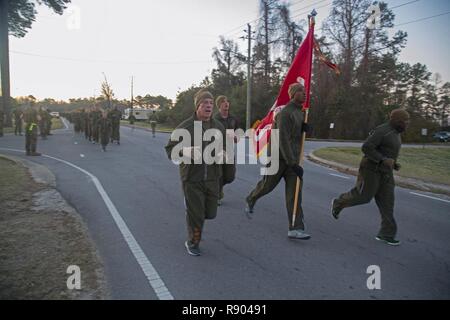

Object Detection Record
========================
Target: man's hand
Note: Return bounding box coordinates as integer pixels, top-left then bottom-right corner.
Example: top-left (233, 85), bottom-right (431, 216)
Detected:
top-left (382, 158), bottom-right (395, 170)
top-left (182, 146), bottom-right (202, 162)
top-left (301, 122), bottom-right (312, 134)
top-left (291, 164), bottom-right (304, 179)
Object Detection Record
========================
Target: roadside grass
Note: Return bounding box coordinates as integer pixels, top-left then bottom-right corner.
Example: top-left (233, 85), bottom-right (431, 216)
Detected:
top-left (313, 147), bottom-right (450, 186)
top-left (0, 156), bottom-right (106, 299)
top-left (120, 120), bottom-right (174, 132)
top-left (2, 117), bottom-right (63, 134)
top-left (51, 117), bottom-right (63, 130)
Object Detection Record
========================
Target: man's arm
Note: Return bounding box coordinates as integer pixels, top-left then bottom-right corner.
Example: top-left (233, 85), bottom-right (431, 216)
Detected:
top-left (361, 128), bottom-right (385, 163)
top-left (276, 112), bottom-right (296, 166)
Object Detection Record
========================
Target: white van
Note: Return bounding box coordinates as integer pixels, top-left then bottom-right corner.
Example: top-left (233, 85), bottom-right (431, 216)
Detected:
top-left (123, 108), bottom-right (155, 120)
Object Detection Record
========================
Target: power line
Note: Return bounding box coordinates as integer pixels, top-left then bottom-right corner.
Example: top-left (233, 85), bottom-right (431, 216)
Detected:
top-left (222, 0), bottom-right (328, 36)
top-left (290, 0), bottom-right (329, 15)
top-left (395, 11), bottom-right (450, 27)
top-left (10, 50), bottom-right (212, 65)
top-left (291, 1), bottom-right (332, 21)
top-left (390, 0), bottom-right (420, 10)
top-left (314, 0), bottom-right (426, 32)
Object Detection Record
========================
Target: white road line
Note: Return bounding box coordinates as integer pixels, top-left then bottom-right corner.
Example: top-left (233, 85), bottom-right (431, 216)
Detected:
top-left (0, 147), bottom-right (174, 300)
top-left (329, 173), bottom-right (351, 180)
top-left (410, 192), bottom-right (450, 204)
top-left (61, 117), bottom-right (70, 130)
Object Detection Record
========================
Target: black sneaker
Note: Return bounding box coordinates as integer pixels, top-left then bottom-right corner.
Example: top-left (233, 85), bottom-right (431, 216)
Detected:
top-left (185, 241), bottom-right (201, 256)
top-left (375, 236), bottom-right (401, 246)
top-left (331, 198), bottom-right (342, 220)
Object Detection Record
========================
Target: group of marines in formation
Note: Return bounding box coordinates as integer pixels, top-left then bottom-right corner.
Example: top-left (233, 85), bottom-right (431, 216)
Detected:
top-left (0, 105), bottom-right (54, 156)
top-left (65, 105), bottom-right (122, 151)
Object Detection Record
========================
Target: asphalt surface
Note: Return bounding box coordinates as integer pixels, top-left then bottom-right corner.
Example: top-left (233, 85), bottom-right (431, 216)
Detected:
top-left (0, 120), bottom-right (449, 300)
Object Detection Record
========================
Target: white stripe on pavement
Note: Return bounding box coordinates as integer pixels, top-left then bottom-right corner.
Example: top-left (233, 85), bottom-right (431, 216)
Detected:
top-left (329, 173), bottom-right (351, 180)
top-left (61, 117), bottom-right (70, 130)
top-left (0, 147), bottom-right (174, 300)
top-left (410, 192), bottom-right (450, 204)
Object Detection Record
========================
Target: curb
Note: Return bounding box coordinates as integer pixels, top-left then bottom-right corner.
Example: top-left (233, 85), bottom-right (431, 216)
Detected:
top-left (307, 152), bottom-right (450, 197)
top-left (1, 154), bottom-right (56, 187)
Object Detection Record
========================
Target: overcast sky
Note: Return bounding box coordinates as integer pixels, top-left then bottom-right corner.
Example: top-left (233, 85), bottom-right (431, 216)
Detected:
top-left (9, 0), bottom-right (450, 101)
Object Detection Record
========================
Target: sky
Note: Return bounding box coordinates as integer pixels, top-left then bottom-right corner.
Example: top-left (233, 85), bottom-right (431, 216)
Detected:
top-left (8, 0), bottom-right (450, 102)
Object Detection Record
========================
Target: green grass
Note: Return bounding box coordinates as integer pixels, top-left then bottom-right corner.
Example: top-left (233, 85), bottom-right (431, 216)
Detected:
top-left (120, 120), bottom-right (174, 132)
top-left (2, 117), bottom-right (63, 134)
top-left (0, 157), bottom-right (27, 203)
top-left (2, 125), bottom-right (14, 134)
top-left (51, 117), bottom-right (63, 130)
top-left (313, 147), bottom-right (450, 186)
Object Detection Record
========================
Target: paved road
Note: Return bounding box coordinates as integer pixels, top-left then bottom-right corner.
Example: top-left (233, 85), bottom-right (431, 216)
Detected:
top-left (1, 120), bottom-right (449, 299)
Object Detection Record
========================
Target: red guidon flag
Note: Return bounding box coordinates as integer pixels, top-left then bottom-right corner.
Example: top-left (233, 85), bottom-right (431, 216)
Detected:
top-left (253, 17), bottom-right (315, 157)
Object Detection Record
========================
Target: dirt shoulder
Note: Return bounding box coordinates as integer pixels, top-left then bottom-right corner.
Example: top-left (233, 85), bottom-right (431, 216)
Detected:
top-left (0, 154), bottom-right (108, 299)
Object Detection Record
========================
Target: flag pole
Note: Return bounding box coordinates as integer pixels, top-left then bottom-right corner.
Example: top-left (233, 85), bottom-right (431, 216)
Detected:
top-left (292, 11), bottom-right (316, 228)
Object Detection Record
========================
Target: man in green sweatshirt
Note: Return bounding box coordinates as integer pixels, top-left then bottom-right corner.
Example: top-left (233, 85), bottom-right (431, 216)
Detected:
top-left (331, 108), bottom-right (410, 246)
top-left (245, 83), bottom-right (311, 240)
top-left (165, 89), bottom-right (226, 256)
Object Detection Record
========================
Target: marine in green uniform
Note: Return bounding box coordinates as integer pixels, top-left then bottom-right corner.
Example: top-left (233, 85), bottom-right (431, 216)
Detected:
top-left (91, 106), bottom-right (101, 144)
top-left (88, 106), bottom-right (94, 142)
top-left (38, 107), bottom-right (48, 139)
top-left (83, 108), bottom-right (90, 140)
top-left (23, 104), bottom-right (41, 156)
top-left (108, 106), bottom-right (121, 144)
top-left (0, 109), bottom-right (4, 137)
top-left (129, 112), bottom-right (136, 125)
top-left (331, 108), bottom-right (410, 246)
top-left (45, 108), bottom-right (52, 136)
top-left (165, 89), bottom-right (226, 256)
top-left (245, 83), bottom-right (311, 240)
top-left (14, 108), bottom-right (23, 136)
top-left (213, 95), bottom-right (239, 205)
top-left (98, 110), bottom-right (111, 152)
top-left (149, 111), bottom-right (157, 138)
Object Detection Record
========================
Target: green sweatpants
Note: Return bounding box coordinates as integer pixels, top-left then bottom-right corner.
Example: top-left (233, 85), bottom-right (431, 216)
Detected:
top-left (334, 165), bottom-right (396, 238)
top-left (182, 180), bottom-right (219, 245)
top-left (25, 124), bottom-right (38, 153)
top-left (246, 160), bottom-right (305, 231)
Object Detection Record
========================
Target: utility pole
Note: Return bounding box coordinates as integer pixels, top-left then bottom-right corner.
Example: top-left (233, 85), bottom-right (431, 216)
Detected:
top-left (242, 23), bottom-right (255, 130)
top-left (130, 76), bottom-right (134, 124)
top-left (0, 0), bottom-right (11, 128)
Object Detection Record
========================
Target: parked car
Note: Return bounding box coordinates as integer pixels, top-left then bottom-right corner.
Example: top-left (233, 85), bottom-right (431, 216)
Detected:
top-left (432, 131), bottom-right (449, 142)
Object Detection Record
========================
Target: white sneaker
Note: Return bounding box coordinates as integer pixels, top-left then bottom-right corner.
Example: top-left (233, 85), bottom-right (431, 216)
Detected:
top-left (288, 229), bottom-right (311, 240)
